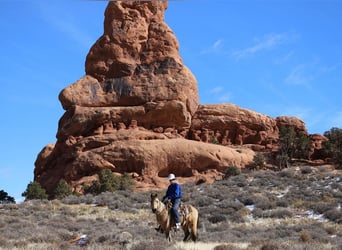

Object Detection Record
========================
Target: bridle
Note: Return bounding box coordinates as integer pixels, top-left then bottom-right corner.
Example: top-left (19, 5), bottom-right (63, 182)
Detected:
top-left (152, 198), bottom-right (165, 214)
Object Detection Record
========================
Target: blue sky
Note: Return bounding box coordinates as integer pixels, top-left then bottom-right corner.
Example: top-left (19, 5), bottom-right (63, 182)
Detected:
top-left (0, 0), bottom-right (341, 202)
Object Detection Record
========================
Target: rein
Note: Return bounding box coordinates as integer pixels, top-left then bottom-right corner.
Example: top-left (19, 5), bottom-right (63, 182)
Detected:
top-left (154, 199), bottom-right (166, 215)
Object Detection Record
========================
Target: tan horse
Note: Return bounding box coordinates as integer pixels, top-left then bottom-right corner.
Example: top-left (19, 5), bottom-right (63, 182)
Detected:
top-left (150, 193), bottom-right (198, 242)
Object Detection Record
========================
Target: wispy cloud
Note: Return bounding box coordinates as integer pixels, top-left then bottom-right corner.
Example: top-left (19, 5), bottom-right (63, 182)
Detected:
top-left (210, 86), bottom-right (224, 94)
top-left (232, 33), bottom-right (292, 60)
top-left (218, 93), bottom-right (232, 103)
top-left (210, 86), bottom-right (232, 103)
top-left (285, 61), bottom-right (339, 86)
top-left (285, 64), bottom-right (315, 86)
top-left (200, 39), bottom-right (224, 55)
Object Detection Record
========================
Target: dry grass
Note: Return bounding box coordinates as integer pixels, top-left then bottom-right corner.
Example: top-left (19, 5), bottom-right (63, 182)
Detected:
top-left (0, 166), bottom-right (341, 249)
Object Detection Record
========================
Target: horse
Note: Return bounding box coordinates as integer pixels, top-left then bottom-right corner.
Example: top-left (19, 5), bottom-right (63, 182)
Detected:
top-left (150, 193), bottom-right (198, 242)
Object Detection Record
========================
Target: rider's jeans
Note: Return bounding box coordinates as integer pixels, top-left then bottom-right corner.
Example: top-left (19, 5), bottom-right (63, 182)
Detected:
top-left (171, 198), bottom-right (181, 223)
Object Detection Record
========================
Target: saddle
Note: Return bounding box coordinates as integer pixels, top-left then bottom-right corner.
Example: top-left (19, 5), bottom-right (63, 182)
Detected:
top-left (155, 200), bottom-right (191, 233)
top-left (165, 200), bottom-right (189, 222)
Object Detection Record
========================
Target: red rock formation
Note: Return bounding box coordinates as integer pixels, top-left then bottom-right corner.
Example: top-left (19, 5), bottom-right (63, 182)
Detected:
top-left (191, 104), bottom-right (279, 148)
top-left (59, 0), bottom-right (198, 125)
top-left (275, 116), bottom-right (307, 134)
top-left (34, 1), bottom-right (322, 197)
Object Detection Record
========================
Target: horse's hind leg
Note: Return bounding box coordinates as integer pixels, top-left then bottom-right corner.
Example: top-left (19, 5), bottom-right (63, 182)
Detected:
top-left (183, 228), bottom-right (191, 242)
top-left (190, 224), bottom-right (198, 242)
top-left (190, 231), bottom-right (197, 242)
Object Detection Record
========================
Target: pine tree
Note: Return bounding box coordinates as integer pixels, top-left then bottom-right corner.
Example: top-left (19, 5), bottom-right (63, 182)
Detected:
top-left (22, 181), bottom-right (48, 200)
top-left (0, 190), bottom-right (15, 204)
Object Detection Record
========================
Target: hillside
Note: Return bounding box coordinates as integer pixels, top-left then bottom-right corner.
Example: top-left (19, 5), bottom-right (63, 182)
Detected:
top-left (1, 165), bottom-right (341, 250)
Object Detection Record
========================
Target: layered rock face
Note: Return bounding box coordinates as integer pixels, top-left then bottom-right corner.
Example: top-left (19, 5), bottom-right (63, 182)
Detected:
top-left (59, 1), bottom-right (198, 130)
top-left (34, 1), bottom-right (312, 196)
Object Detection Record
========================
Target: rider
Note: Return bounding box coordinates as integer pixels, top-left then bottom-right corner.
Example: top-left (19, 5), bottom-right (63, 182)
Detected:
top-left (162, 173), bottom-right (182, 229)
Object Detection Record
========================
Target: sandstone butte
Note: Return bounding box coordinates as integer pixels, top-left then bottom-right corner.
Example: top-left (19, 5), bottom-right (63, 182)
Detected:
top-left (34, 1), bottom-right (327, 197)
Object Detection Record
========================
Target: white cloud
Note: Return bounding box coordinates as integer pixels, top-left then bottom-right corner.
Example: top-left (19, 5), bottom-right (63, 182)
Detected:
top-left (218, 93), bottom-right (232, 103)
top-left (213, 39), bottom-right (223, 49)
top-left (232, 33), bottom-right (291, 60)
top-left (204, 86), bottom-right (232, 103)
top-left (285, 64), bottom-right (314, 86)
top-left (210, 86), bottom-right (224, 94)
top-left (285, 61), bottom-right (338, 86)
top-left (200, 39), bottom-right (224, 55)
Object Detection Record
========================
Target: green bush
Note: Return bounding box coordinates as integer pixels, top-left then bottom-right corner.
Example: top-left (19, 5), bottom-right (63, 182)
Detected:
top-left (54, 179), bottom-right (72, 199)
top-left (322, 127), bottom-right (342, 168)
top-left (277, 126), bottom-right (296, 169)
top-left (223, 165), bottom-right (241, 179)
top-left (252, 152), bottom-right (266, 170)
top-left (294, 133), bottom-right (311, 159)
top-left (84, 169), bottom-right (133, 195)
top-left (22, 181), bottom-right (48, 200)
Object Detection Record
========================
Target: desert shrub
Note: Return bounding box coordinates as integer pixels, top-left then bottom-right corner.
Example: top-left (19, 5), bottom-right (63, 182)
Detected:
top-left (84, 170), bottom-right (134, 195)
top-left (210, 135), bottom-right (220, 145)
top-left (251, 207), bottom-right (263, 218)
top-left (238, 193), bottom-right (254, 206)
top-left (290, 199), bottom-right (306, 209)
top-left (62, 194), bottom-right (86, 205)
top-left (277, 126), bottom-right (296, 169)
top-left (294, 133), bottom-right (311, 159)
top-left (310, 201), bottom-right (337, 214)
top-left (324, 208), bottom-right (342, 223)
top-left (322, 127), bottom-right (342, 168)
top-left (275, 127), bottom-right (311, 166)
top-left (119, 173), bottom-right (135, 191)
top-left (276, 199), bottom-right (289, 207)
top-left (252, 152), bottom-right (267, 170)
top-left (299, 230), bottom-right (311, 242)
top-left (214, 244), bottom-right (241, 250)
top-left (277, 168), bottom-right (296, 178)
top-left (261, 208), bottom-right (293, 219)
top-left (259, 241), bottom-right (282, 250)
top-left (229, 174), bottom-right (248, 187)
top-left (324, 226), bottom-right (337, 235)
top-left (54, 179), bottom-right (72, 199)
top-left (22, 181), bottom-right (48, 200)
top-left (223, 165), bottom-right (241, 179)
top-left (300, 166), bottom-right (312, 174)
top-left (254, 196), bottom-right (276, 210)
top-left (193, 196), bottom-right (215, 208)
top-left (217, 200), bottom-right (244, 211)
top-left (208, 214), bottom-right (226, 224)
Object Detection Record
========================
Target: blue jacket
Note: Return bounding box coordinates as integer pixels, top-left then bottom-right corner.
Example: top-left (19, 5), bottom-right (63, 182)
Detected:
top-left (163, 182), bottom-right (182, 201)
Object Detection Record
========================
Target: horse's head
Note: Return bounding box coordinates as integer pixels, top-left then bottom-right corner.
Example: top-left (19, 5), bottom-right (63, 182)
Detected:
top-left (150, 193), bottom-right (159, 213)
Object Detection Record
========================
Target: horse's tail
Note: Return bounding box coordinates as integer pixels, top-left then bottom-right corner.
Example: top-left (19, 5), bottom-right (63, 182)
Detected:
top-left (191, 206), bottom-right (199, 241)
